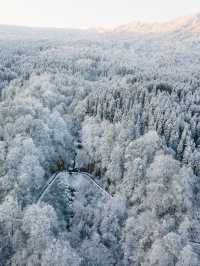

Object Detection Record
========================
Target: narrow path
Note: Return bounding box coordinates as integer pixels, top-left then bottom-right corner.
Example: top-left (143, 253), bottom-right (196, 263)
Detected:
top-left (36, 172), bottom-right (59, 203)
top-left (78, 171), bottom-right (111, 198)
top-left (36, 170), bottom-right (112, 204)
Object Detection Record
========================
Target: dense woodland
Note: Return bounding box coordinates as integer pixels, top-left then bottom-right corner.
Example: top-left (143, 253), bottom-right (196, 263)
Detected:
top-left (1, 26), bottom-right (200, 265)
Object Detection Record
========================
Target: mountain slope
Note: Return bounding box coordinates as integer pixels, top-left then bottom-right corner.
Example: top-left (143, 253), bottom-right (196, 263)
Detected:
top-left (115, 13), bottom-right (200, 33)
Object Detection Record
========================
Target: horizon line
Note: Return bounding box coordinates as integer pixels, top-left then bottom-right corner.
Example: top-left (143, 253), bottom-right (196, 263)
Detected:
top-left (0, 12), bottom-right (199, 32)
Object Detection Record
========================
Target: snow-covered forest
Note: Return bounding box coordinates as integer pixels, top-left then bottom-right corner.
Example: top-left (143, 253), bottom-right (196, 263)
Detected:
top-left (1, 19), bottom-right (200, 265)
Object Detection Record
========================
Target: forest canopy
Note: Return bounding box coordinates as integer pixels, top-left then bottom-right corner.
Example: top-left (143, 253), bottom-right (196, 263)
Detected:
top-left (0, 25), bottom-right (200, 265)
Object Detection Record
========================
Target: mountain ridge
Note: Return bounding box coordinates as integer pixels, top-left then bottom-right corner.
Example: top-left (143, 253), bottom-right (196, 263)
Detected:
top-left (0, 14), bottom-right (200, 34)
top-left (114, 13), bottom-right (200, 33)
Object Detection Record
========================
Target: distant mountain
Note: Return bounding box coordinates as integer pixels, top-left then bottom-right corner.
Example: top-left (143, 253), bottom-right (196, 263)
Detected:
top-left (114, 13), bottom-right (200, 33)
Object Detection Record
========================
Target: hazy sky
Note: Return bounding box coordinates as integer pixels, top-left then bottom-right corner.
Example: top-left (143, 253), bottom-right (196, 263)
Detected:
top-left (1, 0), bottom-right (200, 29)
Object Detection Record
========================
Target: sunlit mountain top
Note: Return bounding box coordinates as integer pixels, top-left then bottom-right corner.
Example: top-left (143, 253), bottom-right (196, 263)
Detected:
top-left (114, 13), bottom-right (200, 33)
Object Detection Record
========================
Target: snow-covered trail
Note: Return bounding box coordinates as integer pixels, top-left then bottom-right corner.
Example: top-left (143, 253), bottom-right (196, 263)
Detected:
top-left (36, 171), bottom-right (112, 203)
top-left (36, 172), bottom-right (59, 203)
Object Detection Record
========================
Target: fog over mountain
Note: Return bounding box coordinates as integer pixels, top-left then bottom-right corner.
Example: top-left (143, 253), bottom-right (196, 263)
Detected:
top-left (1, 13), bottom-right (200, 266)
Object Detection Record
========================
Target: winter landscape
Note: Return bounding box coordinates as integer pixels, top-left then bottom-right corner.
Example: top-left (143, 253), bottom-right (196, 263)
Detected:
top-left (1, 3), bottom-right (200, 265)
